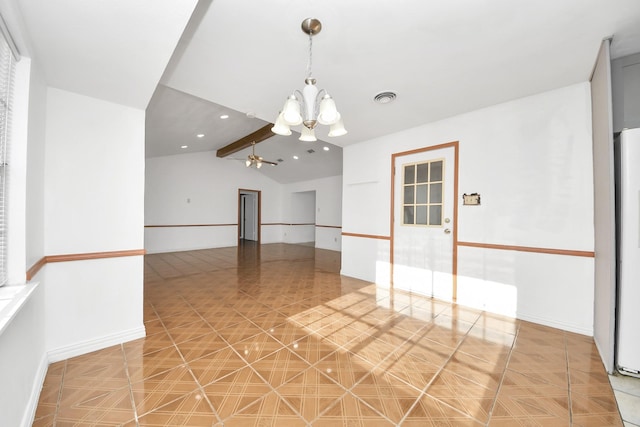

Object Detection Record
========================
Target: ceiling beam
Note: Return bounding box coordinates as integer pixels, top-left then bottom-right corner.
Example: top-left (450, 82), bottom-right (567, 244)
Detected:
top-left (216, 123), bottom-right (275, 158)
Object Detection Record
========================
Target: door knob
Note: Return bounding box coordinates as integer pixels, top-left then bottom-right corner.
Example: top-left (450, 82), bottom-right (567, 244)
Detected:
top-left (444, 228), bottom-right (451, 234)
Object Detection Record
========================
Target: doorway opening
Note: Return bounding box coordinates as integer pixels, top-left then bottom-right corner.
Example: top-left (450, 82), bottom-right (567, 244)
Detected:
top-left (238, 189), bottom-right (261, 244)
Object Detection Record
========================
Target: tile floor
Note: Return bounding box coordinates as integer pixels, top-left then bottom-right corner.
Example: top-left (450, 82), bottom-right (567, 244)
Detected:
top-left (609, 373), bottom-right (640, 426)
top-left (33, 243), bottom-right (624, 426)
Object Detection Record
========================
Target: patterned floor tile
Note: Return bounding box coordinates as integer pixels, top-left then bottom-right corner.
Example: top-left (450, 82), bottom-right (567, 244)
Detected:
top-left (424, 369), bottom-right (496, 423)
top-left (188, 346), bottom-right (250, 387)
top-left (126, 346), bottom-right (185, 382)
top-left (314, 350), bottom-right (376, 389)
top-left (288, 334), bottom-right (338, 365)
top-left (231, 332), bottom-right (284, 363)
top-left (252, 348), bottom-right (310, 388)
top-left (351, 370), bottom-right (422, 424)
top-left (276, 367), bottom-right (347, 422)
top-left (219, 391), bottom-right (306, 426)
top-left (217, 320), bottom-right (263, 344)
top-left (56, 386), bottom-right (134, 425)
top-left (313, 392), bottom-right (394, 426)
top-left (175, 331), bottom-right (227, 362)
top-left (166, 319), bottom-right (216, 344)
top-left (203, 366), bottom-right (271, 420)
top-left (402, 393), bottom-right (483, 426)
top-left (129, 365), bottom-right (199, 417)
top-left (266, 321), bottom-right (311, 345)
top-left (132, 390), bottom-right (218, 426)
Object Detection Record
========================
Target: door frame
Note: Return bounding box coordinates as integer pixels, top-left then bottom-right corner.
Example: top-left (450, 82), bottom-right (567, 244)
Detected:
top-left (238, 189), bottom-right (261, 243)
top-left (390, 141), bottom-right (459, 300)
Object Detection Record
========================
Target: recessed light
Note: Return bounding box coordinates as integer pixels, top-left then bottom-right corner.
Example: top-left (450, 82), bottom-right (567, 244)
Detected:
top-left (196, 134), bottom-right (204, 138)
top-left (293, 155), bottom-right (299, 160)
top-left (181, 145), bottom-right (188, 149)
top-left (323, 146), bottom-right (330, 151)
top-left (220, 114), bottom-right (229, 119)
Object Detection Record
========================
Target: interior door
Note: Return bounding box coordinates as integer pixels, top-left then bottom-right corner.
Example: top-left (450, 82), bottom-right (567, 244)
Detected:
top-left (393, 145), bottom-right (456, 301)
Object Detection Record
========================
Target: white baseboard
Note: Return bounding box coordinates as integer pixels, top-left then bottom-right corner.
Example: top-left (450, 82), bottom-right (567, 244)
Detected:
top-left (47, 325), bottom-right (146, 363)
top-left (20, 353), bottom-right (49, 427)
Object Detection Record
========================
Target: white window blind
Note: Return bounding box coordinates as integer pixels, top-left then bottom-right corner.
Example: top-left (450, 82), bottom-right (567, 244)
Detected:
top-left (0, 27), bottom-right (16, 286)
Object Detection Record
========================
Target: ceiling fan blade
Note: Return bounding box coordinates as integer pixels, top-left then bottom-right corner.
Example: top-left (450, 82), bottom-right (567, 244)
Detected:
top-left (262, 160), bottom-right (278, 166)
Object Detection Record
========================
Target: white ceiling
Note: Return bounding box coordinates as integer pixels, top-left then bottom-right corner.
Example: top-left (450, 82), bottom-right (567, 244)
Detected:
top-left (9, 0), bottom-right (640, 183)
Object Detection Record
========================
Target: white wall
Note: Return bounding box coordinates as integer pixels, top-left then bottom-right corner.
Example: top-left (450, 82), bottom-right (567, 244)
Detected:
top-left (144, 151), bottom-right (284, 253)
top-left (342, 83), bottom-right (595, 334)
top-left (43, 88), bottom-right (146, 356)
top-left (283, 191), bottom-right (315, 244)
top-left (284, 175), bottom-right (343, 251)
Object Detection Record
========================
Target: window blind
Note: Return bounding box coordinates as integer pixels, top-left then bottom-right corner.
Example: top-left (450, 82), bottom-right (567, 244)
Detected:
top-left (0, 28), bottom-right (16, 286)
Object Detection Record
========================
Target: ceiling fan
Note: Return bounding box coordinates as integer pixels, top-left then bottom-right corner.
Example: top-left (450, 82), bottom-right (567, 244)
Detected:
top-left (244, 141), bottom-right (278, 169)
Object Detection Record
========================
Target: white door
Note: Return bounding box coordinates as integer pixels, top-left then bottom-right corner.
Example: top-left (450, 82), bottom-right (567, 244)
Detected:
top-left (393, 145), bottom-right (456, 301)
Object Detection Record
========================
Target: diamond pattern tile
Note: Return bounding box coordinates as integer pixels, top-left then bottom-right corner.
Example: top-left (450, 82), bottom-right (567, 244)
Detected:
top-left (33, 243), bottom-right (623, 426)
top-left (220, 391), bottom-right (306, 426)
top-left (133, 390), bottom-right (217, 426)
top-left (130, 365), bottom-right (199, 417)
top-left (231, 332), bottom-right (284, 363)
top-left (313, 392), bottom-right (394, 426)
top-left (276, 367), bottom-right (346, 422)
top-left (189, 346), bottom-right (249, 386)
top-left (351, 370), bottom-right (422, 424)
top-left (175, 331), bottom-right (227, 362)
top-left (252, 348), bottom-right (310, 388)
top-left (203, 366), bottom-right (271, 420)
top-left (425, 369), bottom-right (496, 423)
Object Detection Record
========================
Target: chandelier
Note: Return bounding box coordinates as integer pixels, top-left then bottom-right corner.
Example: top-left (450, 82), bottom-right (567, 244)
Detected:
top-left (271, 18), bottom-right (347, 142)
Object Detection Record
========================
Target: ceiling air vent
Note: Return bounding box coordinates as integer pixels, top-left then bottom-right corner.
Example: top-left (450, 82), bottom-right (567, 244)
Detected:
top-left (374, 91), bottom-right (397, 104)
top-left (277, 158), bottom-right (284, 163)
top-left (307, 149), bottom-right (315, 154)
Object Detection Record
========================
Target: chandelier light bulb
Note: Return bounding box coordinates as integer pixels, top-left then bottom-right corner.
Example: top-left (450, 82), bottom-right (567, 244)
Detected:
top-left (282, 96), bottom-right (302, 126)
top-left (318, 95), bottom-right (338, 125)
top-left (272, 112), bottom-right (292, 136)
top-left (299, 126), bottom-right (317, 142)
top-left (328, 118), bottom-right (347, 137)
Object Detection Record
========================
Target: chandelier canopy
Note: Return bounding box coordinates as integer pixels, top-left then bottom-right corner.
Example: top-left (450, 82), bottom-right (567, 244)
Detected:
top-left (272, 18), bottom-right (347, 142)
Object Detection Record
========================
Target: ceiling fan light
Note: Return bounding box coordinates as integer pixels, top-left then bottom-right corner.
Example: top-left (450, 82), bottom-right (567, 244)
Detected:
top-left (318, 95), bottom-right (338, 125)
top-left (328, 118), bottom-right (347, 137)
top-left (272, 113), bottom-right (292, 136)
top-left (245, 159), bottom-right (252, 167)
top-left (282, 96), bottom-right (302, 125)
top-left (256, 161), bottom-right (262, 169)
top-left (299, 126), bottom-right (317, 142)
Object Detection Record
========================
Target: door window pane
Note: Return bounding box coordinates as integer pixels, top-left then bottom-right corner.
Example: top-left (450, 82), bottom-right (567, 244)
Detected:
top-left (416, 163), bottom-right (429, 183)
top-left (428, 205), bottom-right (442, 225)
top-left (403, 186), bottom-right (414, 204)
top-left (416, 184), bottom-right (428, 204)
top-left (416, 206), bottom-right (427, 225)
top-left (404, 165), bottom-right (415, 184)
top-left (430, 183), bottom-right (442, 203)
top-left (401, 158), bottom-right (445, 227)
top-left (430, 161), bottom-right (443, 181)
top-left (404, 206), bottom-right (414, 224)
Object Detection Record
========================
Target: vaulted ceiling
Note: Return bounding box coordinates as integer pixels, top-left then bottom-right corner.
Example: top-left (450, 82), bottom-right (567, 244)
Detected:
top-left (10, 0), bottom-right (640, 183)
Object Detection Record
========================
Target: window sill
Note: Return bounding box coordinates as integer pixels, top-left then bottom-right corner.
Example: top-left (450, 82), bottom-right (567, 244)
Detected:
top-left (0, 283), bottom-right (38, 336)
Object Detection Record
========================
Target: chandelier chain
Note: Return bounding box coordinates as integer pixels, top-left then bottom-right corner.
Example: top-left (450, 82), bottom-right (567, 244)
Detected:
top-left (306, 34), bottom-right (313, 79)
